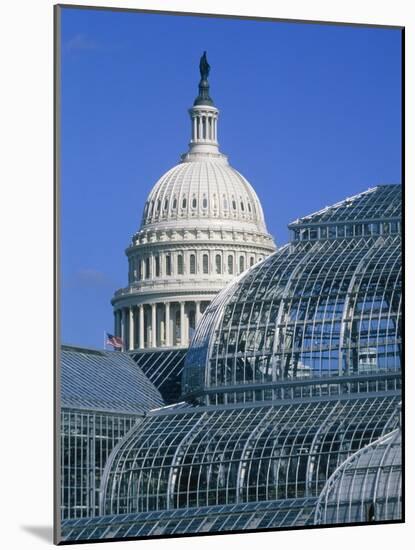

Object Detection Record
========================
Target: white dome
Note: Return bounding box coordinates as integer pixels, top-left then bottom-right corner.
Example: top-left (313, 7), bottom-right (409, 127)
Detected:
top-left (141, 156), bottom-right (268, 234)
top-left (112, 54), bottom-right (276, 352)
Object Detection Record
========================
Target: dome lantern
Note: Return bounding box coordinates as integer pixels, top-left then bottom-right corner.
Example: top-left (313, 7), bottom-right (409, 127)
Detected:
top-left (185, 51), bottom-right (220, 158)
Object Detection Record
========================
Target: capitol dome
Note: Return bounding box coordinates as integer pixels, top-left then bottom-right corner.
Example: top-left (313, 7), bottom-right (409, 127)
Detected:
top-left (111, 53), bottom-right (276, 351)
top-left (140, 158), bottom-right (268, 234)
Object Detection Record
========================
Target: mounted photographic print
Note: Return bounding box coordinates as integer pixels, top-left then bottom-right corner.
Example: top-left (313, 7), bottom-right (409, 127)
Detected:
top-left (54, 4), bottom-right (403, 545)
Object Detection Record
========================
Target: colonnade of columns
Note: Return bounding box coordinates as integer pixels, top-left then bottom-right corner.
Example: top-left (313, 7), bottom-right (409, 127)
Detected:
top-left (114, 300), bottom-right (207, 351)
top-left (192, 113), bottom-right (217, 142)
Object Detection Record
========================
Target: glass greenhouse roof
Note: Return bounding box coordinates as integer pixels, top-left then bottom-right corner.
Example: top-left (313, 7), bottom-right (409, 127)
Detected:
top-left (315, 427), bottom-right (401, 525)
top-left (59, 185), bottom-right (402, 542)
top-left (60, 345), bottom-right (164, 414)
top-left (129, 348), bottom-right (187, 404)
top-left (99, 393), bottom-right (400, 518)
top-left (289, 185), bottom-right (401, 227)
top-left (183, 185), bottom-right (401, 404)
top-left (61, 497), bottom-right (318, 541)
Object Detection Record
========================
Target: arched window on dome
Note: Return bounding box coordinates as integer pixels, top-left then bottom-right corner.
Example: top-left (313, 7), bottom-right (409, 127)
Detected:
top-left (177, 254), bottom-right (184, 275)
top-left (182, 196), bottom-right (187, 209)
top-left (163, 198), bottom-right (168, 211)
top-left (232, 198), bottom-right (237, 210)
top-left (190, 254), bottom-right (196, 274)
top-left (239, 256), bottom-right (245, 273)
top-left (250, 256), bottom-right (255, 267)
top-left (215, 254), bottom-right (222, 274)
top-left (165, 255), bottom-right (171, 276)
top-left (212, 194), bottom-right (218, 210)
top-left (223, 195), bottom-right (228, 210)
top-left (172, 197), bottom-right (177, 210)
top-left (203, 254), bottom-right (209, 274)
top-left (155, 256), bottom-right (160, 277)
top-left (247, 202), bottom-right (252, 213)
top-left (148, 201), bottom-right (154, 217)
top-left (156, 199), bottom-right (161, 214)
top-left (145, 257), bottom-right (150, 279)
top-left (202, 196), bottom-right (208, 209)
top-left (228, 255), bottom-right (234, 274)
top-left (192, 196), bottom-right (197, 209)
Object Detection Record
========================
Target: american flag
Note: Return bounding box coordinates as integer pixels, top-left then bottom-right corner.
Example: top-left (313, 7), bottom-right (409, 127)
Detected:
top-left (106, 333), bottom-right (123, 349)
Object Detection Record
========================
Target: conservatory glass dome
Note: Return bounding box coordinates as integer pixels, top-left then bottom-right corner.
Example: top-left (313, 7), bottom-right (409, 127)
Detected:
top-left (314, 425), bottom-right (401, 525)
top-left (182, 185), bottom-right (402, 405)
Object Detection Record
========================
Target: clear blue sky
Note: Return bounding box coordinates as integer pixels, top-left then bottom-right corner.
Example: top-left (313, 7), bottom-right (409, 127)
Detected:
top-left (60, 7), bottom-right (402, 349)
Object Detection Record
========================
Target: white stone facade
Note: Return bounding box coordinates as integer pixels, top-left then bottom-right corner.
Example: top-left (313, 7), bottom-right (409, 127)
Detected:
top-left (112, 73), bottom-right (276, 350)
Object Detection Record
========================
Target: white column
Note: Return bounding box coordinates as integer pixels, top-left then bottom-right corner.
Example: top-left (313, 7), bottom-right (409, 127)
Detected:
top-left (160, 252), bottom-right (164, 277)
top-left (193, 117), bottom-right (197, 141)
top-left (159, 308), bottom-right (165, 346)
top-left (180, 301), bottom-right (186, 346)
top-left (129, 306), bottom-right (134, 350)
top-left (152, 303), bottom-right (157, 347)
top-left (121, 308), bottom-right (126, 351)
top-left (198, 117), bottom-right (202, 140)
top-left (195, 300), bottom-right (201, 327)
top-left (139, 305), bottom-right (144, 349)
top-left (165, 302), bottom-right (171, 346)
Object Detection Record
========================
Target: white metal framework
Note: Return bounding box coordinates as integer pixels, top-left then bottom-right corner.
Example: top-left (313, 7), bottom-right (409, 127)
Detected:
top-left (100, 396), bottom-right (399, 516)
top-left (183, 186), bottom-right (401, 405)
top-left (61, 185), bottom-right (402, 541)
top-left (60, 346), bottom-right (163, 520)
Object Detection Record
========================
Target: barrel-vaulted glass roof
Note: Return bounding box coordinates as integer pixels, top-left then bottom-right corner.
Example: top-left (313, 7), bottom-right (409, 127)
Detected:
top-left (182, 185), bottom-right (401, 405)
top-left (99, 394), bottom-right (400, 517)
top-left (61, 345), bottom-right (163, 414)
top-left (315, 427), bottom-right (401, 525)
top-left (289, 185), bottom-right (401, 227)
